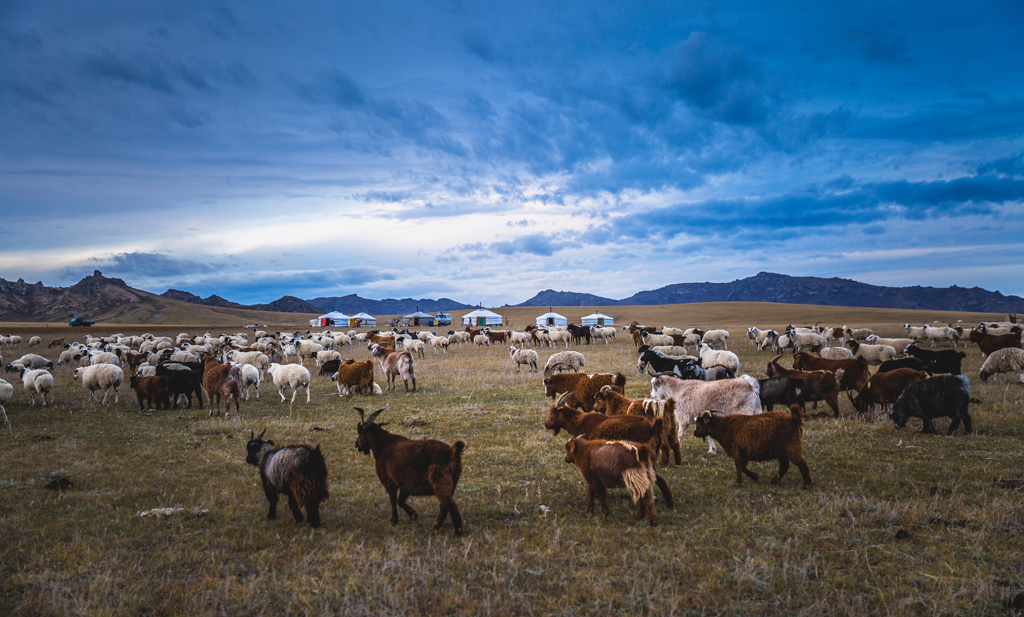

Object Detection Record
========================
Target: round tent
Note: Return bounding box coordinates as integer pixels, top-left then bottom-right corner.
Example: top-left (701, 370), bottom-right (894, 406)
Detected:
top-left (403, 311), bottom-right (436, 327)
top-left (461, 308), bottom-right (503, 327)
top-left (350, 312), bottom-right (377, 327)
top-left (318, 311), bottom-right (351, 327)
top-left (581, 312), bottom-right (614, 326)
top-left (536, 312), bottom-right (567, 327)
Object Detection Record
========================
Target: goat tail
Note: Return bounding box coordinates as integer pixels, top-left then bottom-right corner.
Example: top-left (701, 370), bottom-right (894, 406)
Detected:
top-left (622, 465), bottom-right (654, 504)
top-left (789, 403), bottom-right (805, 428)
top-left (450, 440), bottom-right (466, 462)
top-left (288, 445), bottom-right (330, 508)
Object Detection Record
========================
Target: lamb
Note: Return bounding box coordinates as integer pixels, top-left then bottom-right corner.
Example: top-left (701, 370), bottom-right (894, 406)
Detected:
top-left (0, 378), bottom-right (13, 424)
top-left (355, 405), bottom-right (465, 536)
top-left (28, 336), bottom-right (42, 347)
top-left (21, 368), bottom-right (54, 407)
top-left (698, 343), bottom-right (740, 373)
top-left (74, 364), bottom-right (124, 405)
top-left (979, 347), bottom-right (1024, 383)
top-left (267, 363), bottom-right (312, 403)
top-left (246, 430), bottom-right (329, 528)
top-left (692, 405), bottom-right (812, 489)
top-left (701, 329), bottom-right (730, 350)
top-left (846, 340), bottom-right (897, 365)
top-left (508, 346), bottom-right (539, 373)
top-left (48, 337), bottom-right (67, 349)
top-left (370, 343), bottom-right (416, 392)
top-left (542, 350), bottom-right (586, 377)
top-left (649, 374), bottom-right (762, 455)
top-left (563, 436), bottom-right (671, 526)
top-left (592, 387), bottom-right (682, 465)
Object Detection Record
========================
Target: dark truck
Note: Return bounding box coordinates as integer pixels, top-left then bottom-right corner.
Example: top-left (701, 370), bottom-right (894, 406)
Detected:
top-left (69, 317), bottom-right (95, 327)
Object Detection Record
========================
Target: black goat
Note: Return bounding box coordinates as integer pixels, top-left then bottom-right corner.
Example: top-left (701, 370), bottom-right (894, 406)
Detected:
top-left (756, 377), bottom-right (803, 411)
top-left (904, 344), bottom-right (966, 375)
top-left (319, 359), bottom-right (341, 378)
top-left (245, 430), bottom-right (329, 527)
top-left (877, 356), bottom-right (933, 376)
top-left (154, 363), bottom-right (204, 408)
top-left (889, 375), bottom-right (971, 435)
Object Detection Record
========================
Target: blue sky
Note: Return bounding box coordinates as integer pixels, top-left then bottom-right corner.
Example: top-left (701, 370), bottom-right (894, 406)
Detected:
top-left (2, 0), bottom-right (1023, 305)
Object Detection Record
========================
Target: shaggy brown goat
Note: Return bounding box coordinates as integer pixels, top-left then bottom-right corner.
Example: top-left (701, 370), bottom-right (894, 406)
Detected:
top-left (335, 359), bottom-right (375, 398)
top-left (203, 356), bottom-right (241, 419)
top-left (245, 430), bottom-right (329, 528)
top-left (767, 355), bottom-right (845, 417)
top-left (355, 406), bottom-right (465, 535)
top-left (851, 367), bottom-right (929, 414)
top-left (542, 372), bottom-right (626, 411)
top-left (792, 353), bottom-right (869, 393)
top-left (969, 329), bottom-right (1022, 357)
top-left (563, 436), bottom-right (673, 526)
top-left (592, 386), bottom-right (681, 465)
top-left (129, 374), bottom-right (171, 410)
top-left (693, 405), bottom-right (812, 489)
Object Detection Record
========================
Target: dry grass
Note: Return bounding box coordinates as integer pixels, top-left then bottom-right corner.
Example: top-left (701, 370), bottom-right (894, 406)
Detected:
top-left (0, 309), bottom-right (1022, 616)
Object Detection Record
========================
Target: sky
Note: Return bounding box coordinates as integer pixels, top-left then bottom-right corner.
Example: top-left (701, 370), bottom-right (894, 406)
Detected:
top-left (2, 0), bottom-right (1024, 305)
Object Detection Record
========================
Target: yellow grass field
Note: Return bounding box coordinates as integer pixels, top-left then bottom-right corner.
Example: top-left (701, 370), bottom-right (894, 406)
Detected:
top-left (0, 305), bottom-right (1021, 615)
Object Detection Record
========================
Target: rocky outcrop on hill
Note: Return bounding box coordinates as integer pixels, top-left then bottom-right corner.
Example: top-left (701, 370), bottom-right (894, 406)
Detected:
top-left (0, 270), bottom-right (148, 322)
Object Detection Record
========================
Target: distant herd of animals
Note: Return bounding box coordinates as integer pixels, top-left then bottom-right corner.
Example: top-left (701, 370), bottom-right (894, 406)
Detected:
top-left (1, 316), bottom-right (1022, 532)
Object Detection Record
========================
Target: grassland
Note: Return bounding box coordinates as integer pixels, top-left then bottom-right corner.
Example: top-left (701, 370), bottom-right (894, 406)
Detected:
top-left (0, 306), bottom-right (1022, 616)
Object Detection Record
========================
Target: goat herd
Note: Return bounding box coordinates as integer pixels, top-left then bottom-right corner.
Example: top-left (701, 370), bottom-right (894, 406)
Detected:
top-left (1, 316), bottom-right (1022, 533)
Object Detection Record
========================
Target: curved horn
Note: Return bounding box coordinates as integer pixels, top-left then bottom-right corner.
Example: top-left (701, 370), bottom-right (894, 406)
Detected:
top-left (365, 403), bottom-right (389, 424)
top-left (354, 407), bottom-right (365, 422)
top-left (556, 391), bottom-right (576, 406)
top-left (249, 430), bottom-right (255, 441)
top-left (770, 354), bottom-right (783, 365)
top-left (256, 429), bottom-right (266, 441)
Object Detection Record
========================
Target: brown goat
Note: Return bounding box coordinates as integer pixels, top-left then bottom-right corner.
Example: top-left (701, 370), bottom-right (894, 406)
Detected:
top-left (485, 330), bottom-right (509, 343)
top-left (969, 329), bottom-right (1022, 357)
top-left (124, 351), bottom-right (147, 373)
top-left (129, 374), bottom-right (171, 410)
top-left (592, 386), bottom-right (681, 466)
top-left (48, 337), bottom-right (66, 349)
top-left (203, 356), bottom-right (242, 418)
top-left (543, 372), bottom-right (626, 411)
top-left (563, 436), bottom-right (673, 526)
top-left (335, 359), bottom-right (375, 398)
top-left (792, 353), bottom-right (869, 393)
top-left (355, 406), bottom-right (465, 536)
top-left (693, 405), bottom-right (812, 489)
top-left (851, 367), bottom-right (929, 414)
top-left (766, 355), bottom-right (845, 417)
top-left (544, 393), bottom-right (666, 469)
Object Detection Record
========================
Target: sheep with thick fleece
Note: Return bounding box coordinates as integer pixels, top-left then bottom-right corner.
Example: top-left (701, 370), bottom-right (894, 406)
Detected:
top-left (293, 340), bottom-right (324, 365)
top-left (846, 340), bottom-right (897, 365)
top-left (543, 350), bottom-right (586, 377)
top-left (74, 364), bottom-right (124, 405)
top-left (428, 335), bottom-right (449, 354)
top-left (701, 329), bottom-right (730, 350)
top-left (548, 329), bottom-right (571, 348)
top-left (0, 378), bottom-right (13, 424)
top-left (28, 336), bottom-right (42, 347)
top-left (473, 334), bottom-right (490, 348)
top-left (9, 353), bottom-right (53, 371)
top-left (239, 364), bottom-right (261, 401)
top-left (21, 369), bottom-right (53, 407)
top-left (819, 346), bottom-right (854, 360)
top-left (641, 331), bottom-right (674, 347)
top-left (229, 350), bottom-right (270, 375)
top-left (698, 343), bottom-right (740, 373)
top-left (267, 363), bottom-right (311, 403)
top-left (508, 346), bottom-right (540, 373)
top-left (315, 350), bottom-right (342, 368)
top-left (650, 374), bottom-right (761, 454)
top-left (865, 335), bottom-right (916, 354)
top-left (402, 338), bottom-right (426, 359)
top-left (979, 348), bottom-right (1024, 383)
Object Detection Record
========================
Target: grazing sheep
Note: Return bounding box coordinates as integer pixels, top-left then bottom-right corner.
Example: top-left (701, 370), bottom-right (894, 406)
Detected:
top-left (21, 368), bottom-right (54, 407)
top-left (508, 346), bottom-right (539, 373)
top-left (428, 335), bottom-right (450, 354)
top-left (865, 335), bottom-right (916, 354)
top-left (473, 334), bottom-right (490, 348)
top-left (819, 346), bottom-right (854, 360)
top-left (74, 364), bottom-right (124, 405)
top-left (979, 347), bottom-right (1024, 383)
top-left (402, 338), bottom-right (426, 359)
top-left (245, 430), bottom-right (329, 528)
top-left (267, 363), bottom-right (312, 403)
top-left (698, 343), bottom-right (740, 373)
top-left (641, 331), bottom-right (674, 348)
top-left (846, 340), bottom-right (897, 366)
top-left (701, 329), bottom-right (730, 350)
top-left (0, 378), bottom-right (12, 424)
top-left (8, 353), bottom-right (53, 371)
top-left (543, 350), bottom-right (586, 377)
top-left (28, 336), bottom-right (42, 348)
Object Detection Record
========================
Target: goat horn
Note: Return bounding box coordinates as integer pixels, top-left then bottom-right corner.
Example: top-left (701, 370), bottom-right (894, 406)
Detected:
top-left (556, 391), bottom-right (575, 406)
top-left (256, 429), bottom-right (266, 440)
top-left (770, 354), bottom-right (783, 365)
top-left (354, 407), bottom-right (365, 422)
top-left (249, 430), bottom-right (254, 440)
top-left (365, 403), bottom-right (389, 424)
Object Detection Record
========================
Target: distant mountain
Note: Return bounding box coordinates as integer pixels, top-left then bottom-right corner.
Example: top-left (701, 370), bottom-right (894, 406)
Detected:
top-left (512, 289), bottom-right (619, 307)
top-left (161, 290), bottom-right (320, 314)
top-left (306, 294), bottom-right (474, 315)
top-left (0, 270), bottom-right (149, 322)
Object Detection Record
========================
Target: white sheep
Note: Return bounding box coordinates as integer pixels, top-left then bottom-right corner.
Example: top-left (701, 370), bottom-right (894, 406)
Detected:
top-left (543, 350), bottom-right (586, 377)
top-left (293, 340), bottom-right (324, 365)
top-left (402, 338), bottom-right (426, 358)
top-left (819, 347), bottom-right (854, 360)
top-left (509, 331), bottom-right (531, 347)
top-left (847, 341), bottom-right (897, 365)
top-left (473, 334), bottom-right (490, 348)
top-left (592, 327), bottom-right (615, 344)
top-left (21, 369), bottom-right (53, 407)
top-left (548, 330), bottom-right (571, 348)
top-left (10, 353), bottom-right (53, 370)
top-left (239, 364), bottom-right (261, 401)
top-left (508, 346), bottom-right (539, 373)
top-left (701, 329), bottom-right (730, 350)
top-left (865, 335), bottom-right (916, 354)
top-left (267, 363), bottom-right (311, 404)
top-left (641, 331), bottom-right (674, 347)
top-left (74, 364), bottom-right (124, 405)
top-left (333, 333), bottom-right (351, 348)
top-left (315, 350), bottom-right (342, 368)
top-left (786, 331), bottom-right (824, 353)
top-left (0, 378), bottom-right (13, 424)
top-left (661, 327), bottom-right (684, 337)
top-left (336, 381), bottom-right (383, 397)
top-left (135, 364), bottom-right (157, 377)
top-left (428, 335), bottom-right (450, 354)
top-left (979, 348), bottom-right (1024, 383)
top-left (651, 345), bottom-right (688, 357)
top-left (698, 343), bottom-right (740, 373)
top-left (28, 336), bottom-right (42, 347)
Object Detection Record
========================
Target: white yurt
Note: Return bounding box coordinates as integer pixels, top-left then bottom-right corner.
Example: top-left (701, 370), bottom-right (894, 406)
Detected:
top-left (317, 311), bottom-right (351, 327)
top-left (535, 311), bottom-right (567, 327)
top-left (581, 312), bottom-right (614, 326)
top-left (461, 308), bottom-right (503, 327)
top-left (403, 311), bottom-right (436, 327)
top-left (350, 312), bottom-right (377, 327)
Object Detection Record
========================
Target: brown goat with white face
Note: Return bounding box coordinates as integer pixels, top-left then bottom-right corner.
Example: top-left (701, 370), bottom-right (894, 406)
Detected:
top-left (563, 436), bottom-right (672, 526)
top-left (355, 406), bottom-right (465, 536)
top-left (693, 405), bottom-right (812, 489)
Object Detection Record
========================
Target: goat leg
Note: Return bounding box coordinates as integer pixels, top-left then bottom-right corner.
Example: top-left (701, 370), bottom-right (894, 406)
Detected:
top-left (387, 485), bottom-right (401, 525)
top-left (771, 456), bottom-right (790, 485)
top-left (654, 473), bottom-right (674, 508)
top-left (286, 492), bottom-right (304, 523)
top-left (397, 489), bottom-right (418, 521)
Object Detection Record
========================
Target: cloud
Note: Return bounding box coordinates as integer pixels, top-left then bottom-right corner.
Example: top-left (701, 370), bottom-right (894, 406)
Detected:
top-left (61, 252), bottom-right (225, 281)
top-left (83, 51), bottom-right (177, 94)
top-left (486, 233), bottom-right (567, 257)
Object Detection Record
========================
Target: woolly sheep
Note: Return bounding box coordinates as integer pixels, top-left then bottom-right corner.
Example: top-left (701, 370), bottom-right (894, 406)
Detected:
top-left (847, 340), bottom-right (897, 365)
top-left (293, 340), bottom-right (324, 365)
top-left (473, 334), bottom-right (490, 348)
top-left (651, 345), bottom-right (688, 357)
top-left (315, 350), bottom-right (342, 368)
top-left (661, 327), bottom-right (683, 337)
top-left (135, 364), bottom-right (157, 377)
top-left (509, 331), bottom-right (531, 347)
top-left (548, 329), bottom-right (572, 348)
top-left (701, 329), bottom-right (730, 350)
top-left (22, 369), bottom-right (53, 407)
top-left (641, 331), bottom-right (674, 347)
top-left (0, 378), bottom-right (12, 424)
top-left (10, 353), bottom-right (53, 370)
top-left (865, 335), bottom-right (916, 354)
top-left (428, 335), bottom-right (450, 354)
top-left (74, 364), bottom-right (124, 405)
top-left (239, 364), bottom-right (261, 400)
top-left (267, 363), bottom-right (311, 404)
top-left (402, 338), bottom-right (426, 359)
top-left (979, 348), bottom-right (1024, 383)
top-left (508, 346), bottom-right (540, 373)
top-left (592, 327), bottom-right (615, 344)
top-left (543, 350), bottom-right (586, 377)
top-left (819, 346), bottom-right (854, 360)
top-left (698, 343), bottom-right (740, 373)
top-left (28, 336), bottom-right (42, 347)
